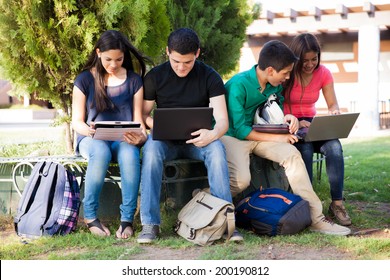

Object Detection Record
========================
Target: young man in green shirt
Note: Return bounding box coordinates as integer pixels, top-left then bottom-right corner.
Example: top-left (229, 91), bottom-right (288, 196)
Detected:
top-left (222, 40), bottom-right (351, 236)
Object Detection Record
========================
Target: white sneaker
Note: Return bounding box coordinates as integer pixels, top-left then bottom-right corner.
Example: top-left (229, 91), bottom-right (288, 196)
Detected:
top-left (310, 217), bottom-right (351, 236)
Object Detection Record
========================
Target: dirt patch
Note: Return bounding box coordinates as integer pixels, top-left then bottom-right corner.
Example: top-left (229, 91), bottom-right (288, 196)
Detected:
top-left (348, 200), bottom-right (390, 238)
top-left (350, 201), bottom-right (390, 219)
top-left (256, 244), bottom-right (352, 260)
top-left (123, 245), bottom-right (205, 260)
top-left (351, 228), bottom-right (390, 239)
top-left (115, 241), bottom-right (355, 260)
top-left (0, 228), bottom-right (15, 239)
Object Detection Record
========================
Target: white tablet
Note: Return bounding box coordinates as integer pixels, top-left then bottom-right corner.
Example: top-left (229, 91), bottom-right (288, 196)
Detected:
top-left (93, 121), bottom-right (141, 141)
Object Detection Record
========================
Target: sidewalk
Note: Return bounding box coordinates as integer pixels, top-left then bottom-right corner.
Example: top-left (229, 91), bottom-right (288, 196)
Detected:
top-left (0, 121), bottom-right (64, 144)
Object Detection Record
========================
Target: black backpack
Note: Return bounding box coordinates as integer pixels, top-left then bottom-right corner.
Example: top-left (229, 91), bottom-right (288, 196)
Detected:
top-left (14, 161), bottom-right (81, 239)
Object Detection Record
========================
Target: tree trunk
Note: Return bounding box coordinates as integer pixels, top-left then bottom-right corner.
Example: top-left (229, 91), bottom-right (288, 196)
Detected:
top-left (64, 121), bottom-right (74, 154)
top-left (58, 93), bottom-right (74, 154)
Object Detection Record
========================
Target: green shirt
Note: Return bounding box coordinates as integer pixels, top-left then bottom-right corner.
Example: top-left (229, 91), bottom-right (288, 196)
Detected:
top-left (224, 65), bottom-right (284, 140)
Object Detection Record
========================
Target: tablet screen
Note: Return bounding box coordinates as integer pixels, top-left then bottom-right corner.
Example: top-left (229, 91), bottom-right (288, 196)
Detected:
top-left (94, 121), bottom-right (141, 129)
top-left (93, 121), bottom-right (141, 141)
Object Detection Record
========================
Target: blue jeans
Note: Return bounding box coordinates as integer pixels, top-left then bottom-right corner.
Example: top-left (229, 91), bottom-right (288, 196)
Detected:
top-left (294, 139), bottom-right (344, 201)
top-left (79, 137), bottom-right (141, 222)
top-left (140, 136), bottom-right (232, 225)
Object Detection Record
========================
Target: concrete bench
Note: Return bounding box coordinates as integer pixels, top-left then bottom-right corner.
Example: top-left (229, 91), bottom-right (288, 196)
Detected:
top-left (0, 155), bottom-right (287, 216)
top-left (0, 155), bottom-right (322, 218)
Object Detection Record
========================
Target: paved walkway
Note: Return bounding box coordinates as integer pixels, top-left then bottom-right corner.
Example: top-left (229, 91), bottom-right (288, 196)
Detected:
top-left (0, 120), bottom-right (64, 144)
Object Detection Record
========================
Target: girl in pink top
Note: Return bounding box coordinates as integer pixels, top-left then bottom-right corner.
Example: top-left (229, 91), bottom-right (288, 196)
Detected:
top-left (283, 33), bottom-right (351, 227)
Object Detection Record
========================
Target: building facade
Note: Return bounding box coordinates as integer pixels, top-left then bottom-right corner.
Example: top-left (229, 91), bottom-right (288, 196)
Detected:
top-left (242, 1), bottom-right (390, 130)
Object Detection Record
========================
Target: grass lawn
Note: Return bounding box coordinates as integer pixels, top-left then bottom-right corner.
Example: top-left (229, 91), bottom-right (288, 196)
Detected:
top-left (0, 134), bottom-right (389, 261)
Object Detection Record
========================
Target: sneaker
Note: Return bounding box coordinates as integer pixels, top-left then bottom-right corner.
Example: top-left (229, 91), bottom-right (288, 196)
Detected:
top-left (310, 217), bottom-right (351, 236)
top-left (192, 188), bottom-right (211, 197)
top-left (192, 188), bottom-right (201, 197)
top-left (329, 202), bottom-right (352, 226)
top-left (224, 229), bottom-right (244, 242)
top-left (137, 224), bottom-right (160, 244)
top-left (230, 229), bottom-right (244, 242)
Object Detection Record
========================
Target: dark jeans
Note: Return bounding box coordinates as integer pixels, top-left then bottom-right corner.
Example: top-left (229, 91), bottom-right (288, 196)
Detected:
top-left (294, 139), bottom-right (344, 201)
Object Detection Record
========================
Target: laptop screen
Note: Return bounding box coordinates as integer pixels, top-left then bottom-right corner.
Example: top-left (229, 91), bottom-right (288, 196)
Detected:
top-left (152, 107), bottom-right (213, 140)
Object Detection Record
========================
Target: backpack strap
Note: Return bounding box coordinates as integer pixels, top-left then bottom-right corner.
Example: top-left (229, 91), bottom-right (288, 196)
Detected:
top-left (14, 161), bottom-right (46, 223)
top-left (14, 162), bottom-right (58, 236)
top-left (225, 207), bottom-right (235, 241)
top-left (40, 163), bottom-right (67, 233)
top-left (38, 162), bottom-right (60, 234)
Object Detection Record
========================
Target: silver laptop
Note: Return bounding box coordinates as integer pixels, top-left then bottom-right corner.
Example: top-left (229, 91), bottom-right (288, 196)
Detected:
top-left (297, 113), bottom-right (360, 142)
top-left (152, 107), bottom-right (213, 140)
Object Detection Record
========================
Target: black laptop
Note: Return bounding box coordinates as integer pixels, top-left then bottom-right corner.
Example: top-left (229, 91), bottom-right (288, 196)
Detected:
top-left (297, 113), bottom-right (360, 142)
top-left (152, 107), bottom-right (214, 140)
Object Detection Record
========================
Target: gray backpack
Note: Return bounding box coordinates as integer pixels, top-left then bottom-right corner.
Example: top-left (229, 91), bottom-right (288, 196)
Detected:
top-left (14, 161), bottom-right (81, 239)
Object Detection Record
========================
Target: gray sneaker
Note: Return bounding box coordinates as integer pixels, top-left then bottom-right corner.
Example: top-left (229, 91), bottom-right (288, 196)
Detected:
top-left (229, 229), bottom-right (244, 242)
top-left (192, 188), bottom-right (210, 197)
top-left (137, 224), bottom-right (160, 244)
top-left (223, 229), bottom-right (244, 242)
top-left (192, 188), bottom-right (201, 197)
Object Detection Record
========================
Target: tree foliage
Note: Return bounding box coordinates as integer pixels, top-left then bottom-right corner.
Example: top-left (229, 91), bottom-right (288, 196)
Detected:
top-left (0, 0), bottom-right (170, 152)
top-left (167, 0), bottom-right (253, 76)
top-left (0, 0), bottom-right (256, 152)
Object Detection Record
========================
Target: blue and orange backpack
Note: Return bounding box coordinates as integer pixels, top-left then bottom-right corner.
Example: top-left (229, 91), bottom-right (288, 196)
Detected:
top-left (235, 188), bottom-right (311, 236)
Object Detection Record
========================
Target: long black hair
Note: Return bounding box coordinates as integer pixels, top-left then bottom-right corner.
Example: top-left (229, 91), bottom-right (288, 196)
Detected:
top-left (83, 30), bottom-right (151, 112)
